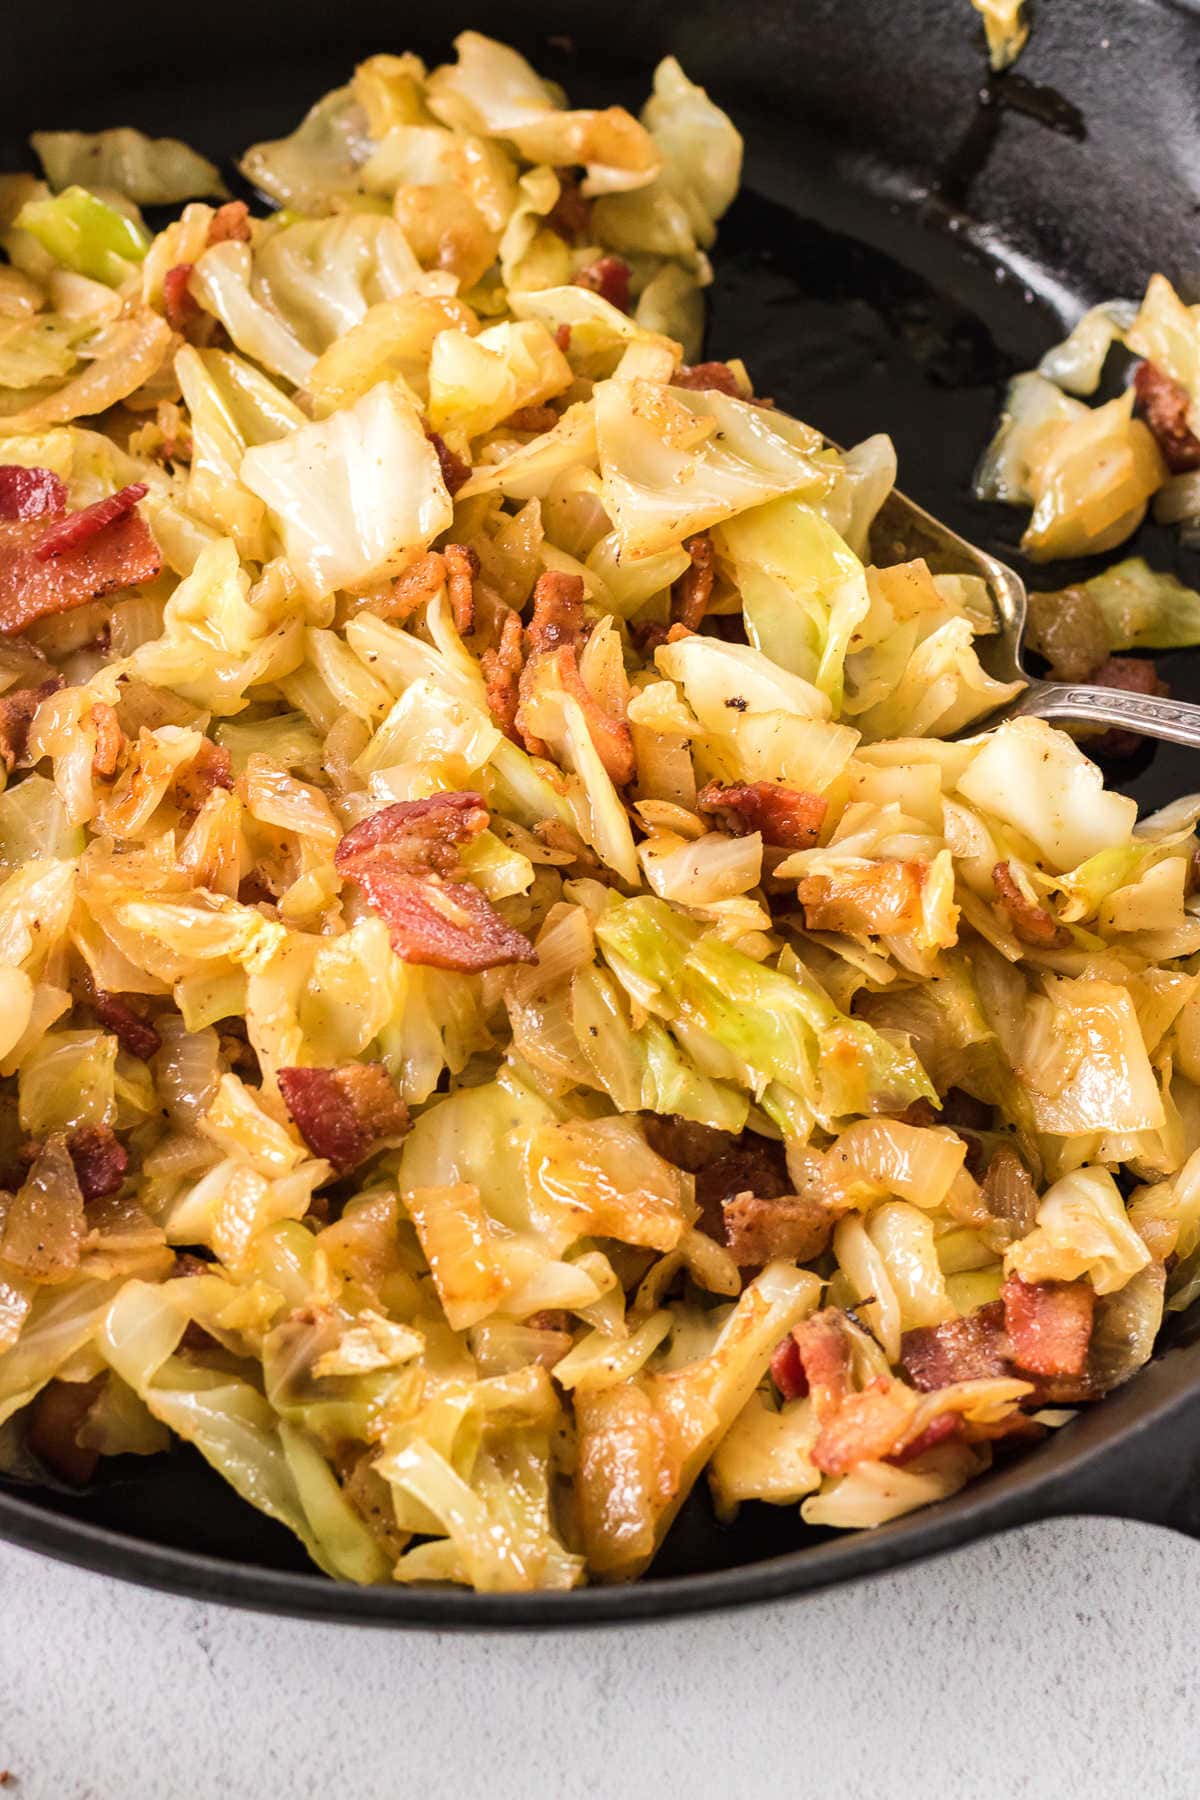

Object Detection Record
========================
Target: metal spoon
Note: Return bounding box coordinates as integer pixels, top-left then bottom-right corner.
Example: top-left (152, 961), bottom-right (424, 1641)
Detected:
top-left (867, 481), bottom-right (1200, 748)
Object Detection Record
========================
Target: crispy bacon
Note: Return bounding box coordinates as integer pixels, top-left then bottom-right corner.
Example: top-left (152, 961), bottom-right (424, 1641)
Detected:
top-left (671, 533), bottom-right (715, 632)
top-left (68, 1125), bottom-right (129, 1202)
top-left (694, 1142), bottom-right (790, 1241)
top-left (505, 404), bottom-right (560, 434)
top-left (335, 792), bottom-right (538, 972)
top-left (697, 781), bottom-right (827, 849)
top-left (0, 508), bottom-right (161, 637)
top-left (796, 860), bottom-right (926, 936)
top-left (443, 542), bottom-right (478, 636)
top-left (788, 1308), bottom-right (854, 1421)
top-left (0, 465), bottom-right (67, 521)
top-left (992, 861), bottom-right (1070, 949)
top-left (90, 701), bottom-right (124, 779)
top-left (672, 361), bottom-right (742, 397)
top-left (554, 323), bottom-right (572, 354)
top-left (172, 738), bottom-right (233, 822)
top-left (92, 989), bottom-right (162, 1062)
top-left (812, 1376), bottom-right (918, 1476)
top-left (1133, 359), bottom-right (1200, 473)
top-left (0, 676), bottom-right (62, 772)
top-left (1091, 654), bottom-right (1168, 757)
top-left (770, 1334), bottom-right (808, 1401)
top-left (427, 429), bottom-right (471, 496)
top-left (34, 483), bottom-right (149, 561)
top-left (374, 550), bottom-right (446, 623)
top-left (26, 1376), bottom-right (103, 1485)
top-left (207, 200), bottom-right (252, 246)
top-left (163, 263), bottom-right (200, 334)
top-left (886, 1411), bottom-right (961, 1466)
top-left (481, 608), bottom-right (525, 742)
top-left (639, 1114), bottom-right (736, 1173)
top-left (900, 1301), bottom-right (1010, 1391)
top-left (552, 642), bottom-right (635, 785)
top-left (526, 569), bottom-right (586, 654)
top-left (1002, 1275), bottom-right (1094, 1379)
top-left (278, 1062), bottom-right (411, 1173)
top-left (722, 1193), bottom-right (835, 1266)
top-left (546, 169), bottom-right (592, 242)
top-left (573, 254), bottom-right (631, 313)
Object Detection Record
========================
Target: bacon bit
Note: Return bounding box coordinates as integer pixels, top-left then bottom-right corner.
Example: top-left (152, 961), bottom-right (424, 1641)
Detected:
top-left (891, 1097), bottom-right (939, 1128)
top-left (34, 483), bottom-right (149, 561)
top-left (697, 781), bottom-right (827, 849)
top-left (992, 861), bottom-right (1070, 949)
top-left (1091, 654), bottom-right (1169, 758)
top-left (671, 533), bottom-right (715, 632)
top-left (0, 508), bottom-right (161, 637)
top-left (172, 738), bottom-right (233, 822)
top-left (900, 1302), bottom-right (1010, 1390)
top-left (163, 263), bottom-right (200, 334)
top-left (92, 989), bottom-right (162, 1062)
top-left (443, 542), bottom-right (478, 636)
top-left (796, 860), bottom-right (926, 936)
top-left (526, 569), bottom-right (586, 654)
top-left (335, 792), bottom-right (538, 972)
top-left (552, 642), bottom-right (635, 785)
top-left (90, 701), bottom-right (124, 779)
top-left (722, 1193), bottom-right (835, 1266)
top-left (1132, 359), bottom-right (1200, 473)
top-left (673, 361), bottom-right (742, 397)
top-left (505, 404), bottom-right (560, 434)
top-left (0, 464), bottom-right (67, 520)
top-left (481, 608), bottom-right (525, 742)
top-left (68, 1124), bottom-right (129, 1202)
top-left (639, 1114), bottom-right (736, 1173)
top-left (207, 200), bottom-right (252, 246)
top-left (770, 1334), bottom-right (809, 1401)
top-left (812, 1376), bottom-right (918, 1476)
top-left (554, 323), bottom-right (572, 354)
top-left (788, 1308), bottom-right (854, 1422)
top-left (547, 168), bottom-right (592, 241)
top-left (277, 1062), bottom-right (411, 1173)
top-left (886, 1410), bottom-right (961, 1466)
top-left (26, 1376), bottom-right (103, 1484)
top-left (573, 254), bottom-right (631, 313)
top-left (373, 550), bottom-right (446, 623)
top-left (427, 429), bottom-right (471, 496)
top-left (0, 676), bottom-right (62, 772)
top-left (1002, 1274), bottom-right (1094, 1379)
top-left (694, 1141), bottom-right (789, 1239)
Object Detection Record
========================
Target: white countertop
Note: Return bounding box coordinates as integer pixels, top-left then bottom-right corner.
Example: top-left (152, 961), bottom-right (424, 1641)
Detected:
top-left (1, 1515), bottom-right (1197, 1798)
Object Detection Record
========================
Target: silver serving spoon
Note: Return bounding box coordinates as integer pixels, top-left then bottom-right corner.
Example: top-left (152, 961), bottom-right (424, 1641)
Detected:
top-left (867, 481), bottom-right (1200, 747)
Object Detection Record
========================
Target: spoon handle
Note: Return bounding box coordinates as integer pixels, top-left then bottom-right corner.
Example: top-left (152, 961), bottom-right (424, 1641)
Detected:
top-left (1005, 679), bottom-right (1200, 748)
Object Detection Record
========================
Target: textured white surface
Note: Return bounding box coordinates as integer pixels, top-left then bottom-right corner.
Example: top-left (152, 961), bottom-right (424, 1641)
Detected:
top-left (1, 1516), bottom-right (1198, 1798)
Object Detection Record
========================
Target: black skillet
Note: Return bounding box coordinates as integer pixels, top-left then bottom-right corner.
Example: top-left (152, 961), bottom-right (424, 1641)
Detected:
top-left (3, 0), bottom-right (1200, 1626)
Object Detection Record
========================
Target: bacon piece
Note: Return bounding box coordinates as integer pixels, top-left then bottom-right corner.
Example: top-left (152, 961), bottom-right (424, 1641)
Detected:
top-left (0, 676), bottom-right (62, 771)
top-left (163, 263), bottom-right (200, 334)
top-left (891, 1097), bottom-right (939, 1128)
top-left (796, 860), bottom-right (926, 936)
top-left (1132, 359), bottom-right (1200, 473)
top-left (0, 508), bottom-right (161, 637)
top-left (0, 465), bottom-right (67, 521)
top-left (505, 404), bottom-right (559, 434)
top-left (547, 169), bottom-right (592, 241)
top-left (90, 701), bottom-right (124, 779)
top-left (26, 1376), bottom-right (103, 1484)
top-left (481, 608), bottom-right (525, 741)
top-left (886, 1410), bottom-right (961, 1466)
top-left (671, 533), bottom-right (715, 632)
top-left (68, 1125), bottom-right (129, 1202)
top-left (788, 1308), bottom-right (854, 1422)
top-left (34, 483), bottom-right (149, 561)
top-left (172, 738), bottom-right (233, 822)
top-left (374, 550), bottom-right (446, 623)
top-left (335, 792), bottom-right (538, 972)
top-left (639, 1114), bottom-right (736, 1173)
top-left (770, 1334), bottom-right (808, 1402)
top-left (552, 642), bottom-right (635, 785)
top-left (573, 254), bottom-right (631, 312)
top-left (207, 200), bottom-right (252, 246)
top-left (1091, 654), bottom-right (1169, 757)
top-left (722, 1193), bottom-right (835, 1266)
top-left (443, 542), bottom-right (478, 636)
top-left (278, 1062), bottom-right (411, 1173)
top-left (697, 781), bottom-right (827, 849)
top-left (554, 323), bottom-right (572, 354)
top-left (812, 1377), bottom-right (919, 1476)
top-left (92, 989), bottom-right (162, 1062)
top-left (992, 861), bottom-right (1069, 949)
top-left (672, 361), bottom-right (742, 397)
top-left (1002, 1275), bottom-right (1094, 1379)
top-left (900, 1301), bottom-right (1010, 1390)
top-left (427, 429), bottom-right (471, 496)
top-left (526, 569), bottom-right (586, 653)
top-left (695, 1142), bottom-right (790, 1241)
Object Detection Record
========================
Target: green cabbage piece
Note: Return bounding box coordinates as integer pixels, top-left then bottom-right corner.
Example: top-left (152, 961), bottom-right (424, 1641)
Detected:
top-left (1070, 557), bottom-right (1200, 651)
top-left (31, 128), bottom-right (228, 205)
top-left (14, 185), bottom-right (149, 285)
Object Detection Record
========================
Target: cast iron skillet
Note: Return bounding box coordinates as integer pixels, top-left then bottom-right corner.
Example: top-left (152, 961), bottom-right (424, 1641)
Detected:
top-left (4, 0), bottom-right (1200, 1626)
